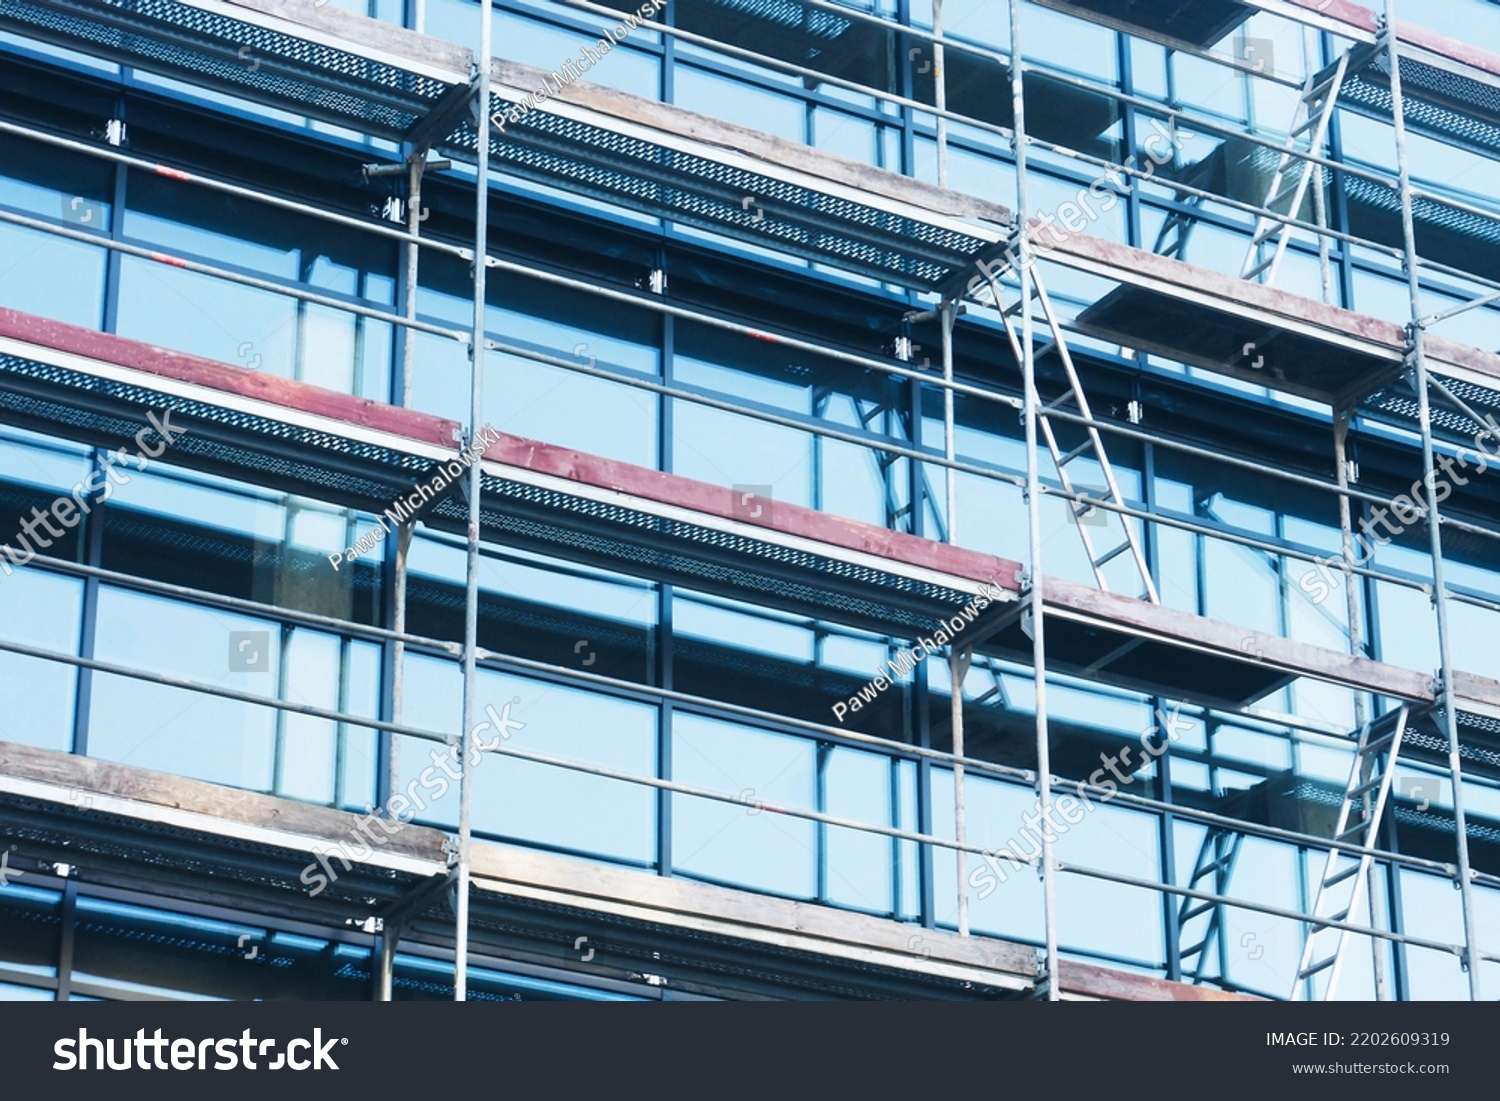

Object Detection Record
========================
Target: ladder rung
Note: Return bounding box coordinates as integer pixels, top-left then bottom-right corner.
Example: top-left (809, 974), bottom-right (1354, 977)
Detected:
top-left (1249, 226), bottom-right (1283, 249)
top-left (1179, 937), bottom-right (1210, 957)
top-left (1322, 862), bottom-right (1362, 889)
top-left (1180, 902), bottom-right (1215, 923)
top-left (1363, 730), bottom-right (1399, 755)
top-left (1268, 181), bottom-right (1303, 206)
top-left (1336, 823), bottom-right (1369, 843)
top-left (1092, 541), bottom-right (1131, 568)
top-left (1349, 775), bottom-right (1383, 801)
top-left (1243, 255), bottom-right (1275, 280)
top-left (1325, 907), bottom-right (1350, 924)
top-left (1299, 955), bottom-right (1338, 979)
top-left (1196, 853), bottom-right (1234, 879)
top-left (1058, 441), bottom-right (1093, 466)
top-left (1043, 393), bottom-right (1076, 414)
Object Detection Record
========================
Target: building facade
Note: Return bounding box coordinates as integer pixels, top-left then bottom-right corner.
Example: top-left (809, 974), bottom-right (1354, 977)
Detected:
top-left (0, 0), bottom-right (1498, 1002)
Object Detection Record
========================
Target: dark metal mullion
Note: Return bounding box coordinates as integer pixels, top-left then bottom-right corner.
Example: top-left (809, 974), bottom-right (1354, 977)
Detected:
top-left (54, 880), bottom-right (78, 1002)
top-left (69, 96), bottom-right (125, 764)
top-left (658, 241), bottom-right (674, 880)
top-left (1118, 24), bottom-right (1143, 252)
top-left (1142, 432), bottom-right (1183, 981)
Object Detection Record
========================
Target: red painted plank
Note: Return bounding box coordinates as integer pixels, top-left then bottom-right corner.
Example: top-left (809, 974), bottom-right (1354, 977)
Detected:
top-left (0, 307), bottom-right (464, 450)
top-left (0, 307), bottom-right (1024, 592)
top-left (1059, 959), bottom-right (1262, 1001)
top-left (484, 434), bottom-right (1025, 591)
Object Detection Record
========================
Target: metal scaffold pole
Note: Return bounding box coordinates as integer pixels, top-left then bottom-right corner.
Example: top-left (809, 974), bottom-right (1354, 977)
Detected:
top-left (933, 0), bottom-right (948, 189)
top-left (1009, 0), bottom-right (1059, 1001)
top-left (1383, 0), bottom-right (1481, 1001)
top-left (940, 300), bottom-right (969, 935)
top-left (454, 0), bottom-right (494, 1004)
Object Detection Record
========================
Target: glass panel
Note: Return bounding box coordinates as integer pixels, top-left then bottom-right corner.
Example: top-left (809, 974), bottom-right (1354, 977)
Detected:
top-left (672, 714), bottom-right (816, 896)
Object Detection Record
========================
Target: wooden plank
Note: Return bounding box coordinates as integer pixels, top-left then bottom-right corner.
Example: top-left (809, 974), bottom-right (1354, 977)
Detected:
top-left (489, 60), bottom-right (1015, 237)
top-left (0, 740), bottom-right (450, 865)
top-left (1045, 577), bottom-right (1438, 703)
top-left (468, 843), bottom-right (1038, 983)
top-left (0, 308), bottom-right (464, 450)
top-left (0, 741), bottom-right (1037, 988)
top-left (200, 0), bottom-right (473, 79)
top-left (1059, 959), bottom-right (1263, 1001)
top-left (485, 433), bottom-right (1025, 591)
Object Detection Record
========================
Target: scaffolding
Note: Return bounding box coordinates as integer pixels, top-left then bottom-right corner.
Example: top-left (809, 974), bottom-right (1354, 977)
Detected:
top-left (0, 0), bottom-right (1497, 1001)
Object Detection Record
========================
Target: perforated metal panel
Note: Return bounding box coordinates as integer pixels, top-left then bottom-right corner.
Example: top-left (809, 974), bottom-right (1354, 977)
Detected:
top-left (1365, 373), bottom-right (1500, 444)
top-left (446, 94), bottom-right (994, 290)
top-left (0, 352), bottom-right (442, 506)
top-left (1341, 51), bottom-right (1500, 157)
top-left (423, 473), bottom-right (982, 633)
top-left (0, 0), bottom-right (457, 137)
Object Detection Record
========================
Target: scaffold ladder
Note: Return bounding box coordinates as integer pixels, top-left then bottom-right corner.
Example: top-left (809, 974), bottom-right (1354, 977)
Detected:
top-left (840, 391), bottom-right (949, 541)
top-left (1241, 52), bottom-right (1352, 285)
top-left (1152, 154), bottom-right (1219, 261)
top-left (1291, 705), bottom-right (1410, 1000)
top-left (1177, 823), bottom-right (1246, 983)
top-left (996, 267), bottom-right (1159, 603)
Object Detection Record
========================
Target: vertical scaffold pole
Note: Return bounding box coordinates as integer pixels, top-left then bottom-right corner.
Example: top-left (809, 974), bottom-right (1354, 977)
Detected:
top-left (933, 0), bottom-right (947, 189)
top-left (1384, 0), bottom-right (1480, 1001)
top-left (455, 0), bottom-right (494, 1003)
top-left (1009, 0), bottom-right (1059, 1001)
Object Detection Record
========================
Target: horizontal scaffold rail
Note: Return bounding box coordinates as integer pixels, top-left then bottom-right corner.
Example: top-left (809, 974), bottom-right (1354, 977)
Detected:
top-left (4, 0), bottom-right (1499, 402)
top-left (0, 740), bottom-right (1041, 998)
top-left (4, 306), bottom-right (1500, 718)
